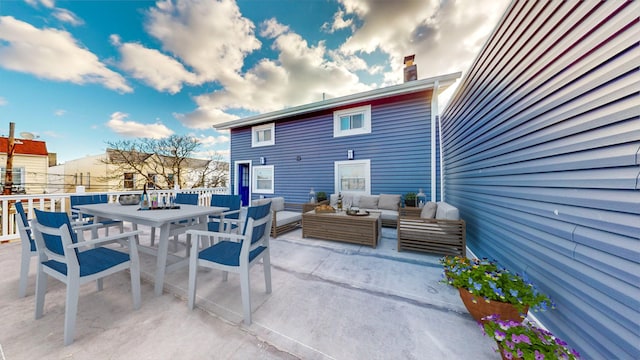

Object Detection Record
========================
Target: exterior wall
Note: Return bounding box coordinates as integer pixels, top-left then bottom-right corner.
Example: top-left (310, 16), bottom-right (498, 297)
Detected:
top-left (230, 91), bottom-right (434, 204)
top-left (440, 1), bottom-right (639, 358)
top-left (0, 154), bottom-right (48, 194)
top-left (62, 154), bottom-right (112, 192)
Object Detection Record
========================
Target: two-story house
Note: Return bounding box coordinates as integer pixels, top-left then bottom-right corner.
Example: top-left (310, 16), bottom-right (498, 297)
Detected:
top-left (214, 72), bottom-right (460, 206)
top-left (0, 137), bottom-right (49, 194)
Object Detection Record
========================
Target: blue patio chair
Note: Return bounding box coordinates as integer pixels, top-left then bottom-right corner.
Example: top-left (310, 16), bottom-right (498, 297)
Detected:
top-left (208, 194), bottom-right (242, 234)
top-left (31, 209), bottom-right (142, 345)
top-left (70, 194), bottom-right (124, 236)
top-left (150, 192), bottom-right (200, 250)
top-left (186, 202), bottom-right (272, 324)
top-left (15, 201), bottom-right (101, 298)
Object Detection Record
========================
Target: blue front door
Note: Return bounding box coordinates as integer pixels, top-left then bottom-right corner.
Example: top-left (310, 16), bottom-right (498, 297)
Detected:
top-left (238, 163), bottom-right (250, 206)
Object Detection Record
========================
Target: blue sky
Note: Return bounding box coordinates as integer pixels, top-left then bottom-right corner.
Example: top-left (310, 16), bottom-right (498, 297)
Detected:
top-left (0, 0), bottom-right (509, 163)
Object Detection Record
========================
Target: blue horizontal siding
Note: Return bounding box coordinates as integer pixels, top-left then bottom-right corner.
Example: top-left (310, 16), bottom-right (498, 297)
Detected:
top-left (441, 0), bottom-right (640, 358)
top-left (230, 92), bottom-right (434, 203)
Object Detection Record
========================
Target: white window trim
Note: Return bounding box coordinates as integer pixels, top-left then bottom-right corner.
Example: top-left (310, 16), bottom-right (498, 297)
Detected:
top-left (252, 165), bottom-right (274, 194)
top-left (334, 159), bottom-right (371, 195)
top-left (251, 123), bottom-right (275, 147)
top-left (333, 105), bottom-right (372, 138)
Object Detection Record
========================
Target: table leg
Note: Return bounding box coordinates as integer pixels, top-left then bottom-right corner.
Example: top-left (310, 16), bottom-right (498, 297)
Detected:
top-left (154, 223), bottom-right (171, 296)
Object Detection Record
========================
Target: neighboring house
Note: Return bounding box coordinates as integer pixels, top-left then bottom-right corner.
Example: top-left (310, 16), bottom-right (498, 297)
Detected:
top-left (215, 72), bottom-right (460, 206)
top-left (53, 149), bottom-right (212, 193)
top-left (0, 137), bottom-right (49, 194)
top-left (440, 1), bottom-right (638, 359)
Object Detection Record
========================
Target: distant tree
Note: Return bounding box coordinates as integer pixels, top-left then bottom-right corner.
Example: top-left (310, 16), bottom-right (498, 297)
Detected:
top-left (102, 135), bottom-right (228, 190)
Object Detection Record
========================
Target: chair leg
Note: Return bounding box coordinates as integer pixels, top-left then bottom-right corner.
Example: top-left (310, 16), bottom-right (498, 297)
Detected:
top-left (263, 251), bottom-right (272, 294)
top-left (187, 252), bottom-right (198, 310)
top-left (240, 267), bottom-right (251, 325)
top-left (64, 281), bottom-right (80, 346)
top-left (19, 249), bottom-right (31, 298)
top-left (130, 261), bottom-right (141, 310)
top-left (35, 266), bottom-right (47, 319)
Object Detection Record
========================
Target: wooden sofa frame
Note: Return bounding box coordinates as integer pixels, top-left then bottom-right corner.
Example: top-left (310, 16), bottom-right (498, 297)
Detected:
top-left (271, 202), bottom-right (304, 238)
top-left (397, 216), bottom-right (466, 257)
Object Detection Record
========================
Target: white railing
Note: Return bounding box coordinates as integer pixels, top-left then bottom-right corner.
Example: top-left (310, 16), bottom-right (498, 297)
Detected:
top-left (0, 187), bottom-right (228, 242)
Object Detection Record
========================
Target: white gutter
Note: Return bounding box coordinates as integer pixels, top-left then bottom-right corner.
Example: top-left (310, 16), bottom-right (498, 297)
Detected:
top-left (431, 81), bottom-right (439, 202)
top-left (438, 114), bottom-right (444, 202)
top-left (214, 72), bottom-right (461, 130)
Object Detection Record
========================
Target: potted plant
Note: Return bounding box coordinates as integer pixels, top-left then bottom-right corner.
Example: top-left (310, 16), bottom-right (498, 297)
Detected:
top-left (440, 256), bottom-right (554, 323)
top-left (403, 192), bottom-right (417, 207)
top-left (481, 314), bottom-right (581, 360)
top-left (316, 191), bottom-right (327, 202)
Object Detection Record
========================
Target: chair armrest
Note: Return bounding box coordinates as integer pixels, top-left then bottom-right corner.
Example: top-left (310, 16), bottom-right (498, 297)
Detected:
top-left (71, 223), bottom-right (102, 231)
top-left (65, 230), bottom-right (142, 249)
top-left (187, 229), bottom-right (245, 241)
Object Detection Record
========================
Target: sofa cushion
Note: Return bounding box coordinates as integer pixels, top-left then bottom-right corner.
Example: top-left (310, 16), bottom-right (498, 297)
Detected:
top-left (359, 195), bottom-right (379, 209)
top-left (251, 198), bottom-right (271, 206)
top-left (377, 209), bottom-right (398, 222)
top-left (275, 211), bottom-right (301, 226)
top-left (270, 197), bottom-right (285, 212)
top-left (435, 202), bottom-right (459, 220)
top-left (378, 194), bottom-right (400, 211)
top-left (421, 201), bottom-right (437, 218)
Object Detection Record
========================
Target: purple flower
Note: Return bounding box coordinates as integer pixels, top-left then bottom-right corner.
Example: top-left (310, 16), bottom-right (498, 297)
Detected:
top-left (502, 349), bottom-right (513, 359)
top-left (494, 330), bottom-right (506, 341)
top-left (511, 334), bottom-right (521, 343)
top-left (535, 350), bottom-right (545, 360)
top-left (519, 334), bottom-right (531, 344)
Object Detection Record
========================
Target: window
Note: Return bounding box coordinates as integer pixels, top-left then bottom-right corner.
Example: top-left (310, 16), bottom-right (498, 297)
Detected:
top-left (167, 173), bottom-right (175, 188)
top-left (252, 165), bottom-right (274, 194)
top-left (124, 173), bottom-right (134, 189)
top-left (333, 105), bottom-right (371, 137)
top-left (334, 160), bottom-right (371, 194)
top-left (147, 173), bottom-right (158, 189)
top-left (252, 123), bottom-right (275, 147)
top-left (0, 167), bottom-right (25, 188)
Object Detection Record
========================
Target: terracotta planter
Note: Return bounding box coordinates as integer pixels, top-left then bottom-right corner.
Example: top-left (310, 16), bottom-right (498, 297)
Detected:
top-left (458, 287), bottom-right (528, 323)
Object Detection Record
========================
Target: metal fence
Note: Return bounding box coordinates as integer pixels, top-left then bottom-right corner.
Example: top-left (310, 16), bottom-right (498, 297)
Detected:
top-left (0, 187), bottom-right (229, 242)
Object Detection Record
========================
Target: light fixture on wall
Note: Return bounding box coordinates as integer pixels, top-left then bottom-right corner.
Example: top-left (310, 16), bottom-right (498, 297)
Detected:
top-left (260, 156), bottom-right (266, 165)
top-left (347, 149), bottom-right (354, 160)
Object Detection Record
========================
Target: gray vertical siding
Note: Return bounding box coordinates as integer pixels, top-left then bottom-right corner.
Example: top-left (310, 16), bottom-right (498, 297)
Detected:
top-left (230, 91), bottom-right (434, 203)
top-left (441, 1), bottom-right (639, 358)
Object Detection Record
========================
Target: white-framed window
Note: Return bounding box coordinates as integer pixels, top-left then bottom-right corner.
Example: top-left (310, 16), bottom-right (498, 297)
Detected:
top-left (252, 165), bottom-right (274, 194)
top-left (334, 160), bottom-right (371, 194)
top-left (252, 123), bottom-right (275, 147)
top-left (124, 172), bottom-right (135, 189)
top-left (0, 167), bottom-right (25, 187)
top-left (333, 105), bottom-right (371, 137)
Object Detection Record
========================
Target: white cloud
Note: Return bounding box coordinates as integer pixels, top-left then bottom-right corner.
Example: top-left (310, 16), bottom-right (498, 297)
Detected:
top-left (335, 0), bottom-right (510, 85)
top-left (0, 97), bottom-right (7, 106)
top-left (54, 109), bottom-right (66, 116)
top-left (25, 0), bottom-right (55, 9)
top-left (173, 107), bottom-right (239, 130)
top-left (53, 8), bottom-right (84, 26)
top-left (106, 112), bottom-right (174, 138)
top-left (112, 36), bottom-right (198, 94)
top-left (0, 16), bottom-right (132, 93)
top-left (322, 9), bottom-right (354, 33)
top-left (144, 0), bottom-right (261, 82)
top-left (196, 134), bottom-right (230, 147)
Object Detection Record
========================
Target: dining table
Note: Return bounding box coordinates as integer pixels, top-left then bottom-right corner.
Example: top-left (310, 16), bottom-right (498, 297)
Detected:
top-left (74, 202), bottom-right (228, 296)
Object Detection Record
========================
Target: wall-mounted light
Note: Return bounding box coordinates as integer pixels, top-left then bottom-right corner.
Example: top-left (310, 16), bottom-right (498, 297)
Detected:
top-left (296, 155), bottom-right (302, 161)
top-left (347, 149), bottom-right (354, 160)
top-left (260, 156), bottom-right (266, 165)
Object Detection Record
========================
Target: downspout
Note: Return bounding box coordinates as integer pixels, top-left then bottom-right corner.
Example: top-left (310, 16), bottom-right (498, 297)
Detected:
top-left (430, 81), bottom-right (439, 202)
top-left (438, 114), bottom-right (444, 202)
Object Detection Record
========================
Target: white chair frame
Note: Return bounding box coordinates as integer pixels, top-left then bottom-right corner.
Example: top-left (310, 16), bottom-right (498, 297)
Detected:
top-left (32, 219), bottom-right (142, 345)
top-left (186, 212), bottom-right (272, 325)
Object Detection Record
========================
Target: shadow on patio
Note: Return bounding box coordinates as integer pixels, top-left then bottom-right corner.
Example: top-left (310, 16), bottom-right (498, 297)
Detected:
top-left (0, 225), bottom-right (497, 359)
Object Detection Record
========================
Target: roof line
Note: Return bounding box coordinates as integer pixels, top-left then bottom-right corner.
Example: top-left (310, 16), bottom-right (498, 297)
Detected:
top-left (214, 72), bottom-right (462, 130)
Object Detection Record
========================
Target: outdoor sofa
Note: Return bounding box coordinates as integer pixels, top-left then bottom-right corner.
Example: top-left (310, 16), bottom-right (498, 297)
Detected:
top-left (252, 197), bottom-right (303, 238)
top-left (329, 193), bottom-right (402, 227)
top-left (397, 201), bottom-right (466, 256)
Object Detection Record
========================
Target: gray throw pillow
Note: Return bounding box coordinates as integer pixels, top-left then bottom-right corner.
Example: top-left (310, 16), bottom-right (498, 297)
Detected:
top-left (359, 195), bottom-right (379, 209)
top-left (420, 201), bottom-right (437, 218)
top-left (378, 194), bottom-right (400, 211)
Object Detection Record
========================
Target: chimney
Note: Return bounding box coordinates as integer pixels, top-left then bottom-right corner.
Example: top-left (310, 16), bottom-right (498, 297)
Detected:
top-left (403, 54), bottom-right (417, 82)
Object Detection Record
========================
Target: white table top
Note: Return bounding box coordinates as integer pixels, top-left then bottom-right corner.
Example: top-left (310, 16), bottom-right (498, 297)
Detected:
top-left (74, 203), bottom-right (228, 228)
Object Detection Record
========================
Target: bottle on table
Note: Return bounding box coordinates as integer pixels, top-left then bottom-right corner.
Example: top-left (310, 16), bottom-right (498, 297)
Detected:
top-left (140, 184), bottom-right (149, 210)
top-left (337, 192), bottom-right (343, 211)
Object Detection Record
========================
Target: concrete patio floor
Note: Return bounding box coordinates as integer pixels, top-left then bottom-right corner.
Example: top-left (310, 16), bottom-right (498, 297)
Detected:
top-left (0, 225), bottom-right (498, 359)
